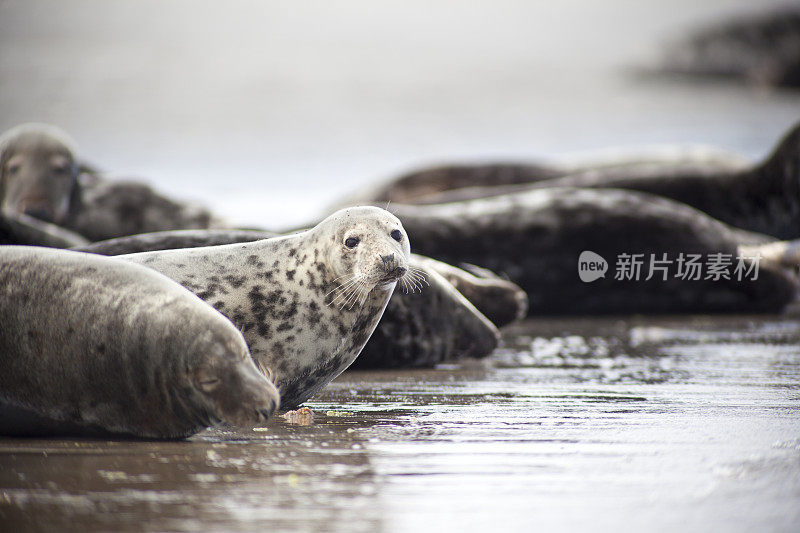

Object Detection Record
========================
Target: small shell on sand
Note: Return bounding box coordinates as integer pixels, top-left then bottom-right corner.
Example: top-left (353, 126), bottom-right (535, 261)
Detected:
top-left (282, 407), bottom-right (314, 425)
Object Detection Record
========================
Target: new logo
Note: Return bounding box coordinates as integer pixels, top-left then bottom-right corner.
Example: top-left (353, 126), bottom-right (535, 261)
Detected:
top-left (578, 251), bottom-right (607, 282)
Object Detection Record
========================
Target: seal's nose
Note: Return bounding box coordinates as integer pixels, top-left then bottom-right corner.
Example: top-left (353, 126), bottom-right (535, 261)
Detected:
top-left (381, 253), bottom-right (395, 264)
top-left (19, 199), bottom-right (54, 222)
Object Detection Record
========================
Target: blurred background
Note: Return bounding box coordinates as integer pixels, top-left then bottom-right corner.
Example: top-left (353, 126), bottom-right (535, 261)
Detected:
top-left (1, 0), bottom-right (798, 229)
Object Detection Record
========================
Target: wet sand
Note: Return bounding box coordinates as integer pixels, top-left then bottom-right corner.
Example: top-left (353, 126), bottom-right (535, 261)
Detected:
top-left (1, 315), bottom-right (798, 532)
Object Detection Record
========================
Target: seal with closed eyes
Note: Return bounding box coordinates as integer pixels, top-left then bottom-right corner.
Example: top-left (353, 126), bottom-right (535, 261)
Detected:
top-left (121, 206), bottom-right (412, 408)
top-left (0, 247), bottom-right (280, 439)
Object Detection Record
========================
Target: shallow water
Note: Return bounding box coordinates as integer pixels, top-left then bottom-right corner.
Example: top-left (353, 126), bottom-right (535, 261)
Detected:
top-left (1, 314), bottom-right (798, 532)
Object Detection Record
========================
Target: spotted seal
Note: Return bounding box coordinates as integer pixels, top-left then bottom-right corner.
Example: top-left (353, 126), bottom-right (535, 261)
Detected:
top-left (0, 247), bottom-right (280, 439)
top-left (391, 187), bottom-right (800, 315)
top-left (73, 230), bottom-right (525, 367)
top-left (71, 228), bottom-right (527, 325)
top-left (121, 206), bottom-right (411, 408)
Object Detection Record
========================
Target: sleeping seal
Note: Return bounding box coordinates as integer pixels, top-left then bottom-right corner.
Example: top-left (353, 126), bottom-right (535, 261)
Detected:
top-left (0, 247), bottom-right (280, 439)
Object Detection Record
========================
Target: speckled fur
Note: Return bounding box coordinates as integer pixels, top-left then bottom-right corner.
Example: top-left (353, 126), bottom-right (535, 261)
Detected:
top-left (122, 206), bottom-right (411, 408)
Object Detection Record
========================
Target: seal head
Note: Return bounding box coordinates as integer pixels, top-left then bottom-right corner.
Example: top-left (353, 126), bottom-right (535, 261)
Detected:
top-left (0, 123), bottom-right (79, 225)
top-left (320, 206), bottom-right (411, 309)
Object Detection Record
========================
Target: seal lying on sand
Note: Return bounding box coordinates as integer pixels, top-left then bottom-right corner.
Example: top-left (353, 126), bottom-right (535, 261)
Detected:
top-left (121, 207), bottom-right (412, 408)
top-left (0, 123), bottom-right (223, 242)
top-left (387, 122), bottom-right (800, 240)
top-left (74, 230), bottom-right (522, 368)
top-left (334, 146), bottom-right (748, 208)
top-left (73, 230), bottom-right (527, 326)
top-left (391, 187), bottom-right (800, 315)
top-left (0, 247), bottom-right (280, 439)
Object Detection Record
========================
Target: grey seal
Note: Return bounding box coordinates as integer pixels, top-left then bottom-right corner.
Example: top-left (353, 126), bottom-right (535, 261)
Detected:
top-left (0, 247), bottom-right (280, 439)
top-left (71, 228), bottom-right (527, 325)
top-left (73, 230), bottom-right (524, 367)
top-left (334, 146), bottom-right (748, 208)
top-left (121, 206), bottom-right (411, 408)
top-left (390, 121), bottom-right (800, 240)
top-left (0, 123), bottom-right (224, 242)
top-left (391, 187), bottom-right (800, 315)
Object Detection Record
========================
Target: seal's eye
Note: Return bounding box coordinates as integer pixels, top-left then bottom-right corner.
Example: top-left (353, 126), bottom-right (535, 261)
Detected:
top-left (199, 378), bottom-right (221, 392)
top-left (390, 229), bottom-right (402, 242)
top-left (345, 237), bottom-right (360, 248)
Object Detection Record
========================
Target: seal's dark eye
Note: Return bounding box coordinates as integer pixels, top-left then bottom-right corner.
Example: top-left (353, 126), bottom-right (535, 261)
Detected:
top-left (390, 229), bottom-right (402, 242)
top-left (345, 237), bottom-right (360, 248)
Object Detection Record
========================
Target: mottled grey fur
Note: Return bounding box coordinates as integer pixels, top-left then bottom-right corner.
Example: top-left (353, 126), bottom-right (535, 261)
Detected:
top-left (0, 247), bottom-right (279, 439)
top-left (122, 206), bottom-right (410, 408)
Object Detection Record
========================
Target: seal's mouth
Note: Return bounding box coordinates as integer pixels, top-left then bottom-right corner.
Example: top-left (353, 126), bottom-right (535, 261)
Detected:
top-left (379, 266), bottom-right (407, 285)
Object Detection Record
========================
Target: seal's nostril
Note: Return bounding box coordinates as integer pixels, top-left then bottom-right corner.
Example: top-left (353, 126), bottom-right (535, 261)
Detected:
top-left (381, 253), bottom-right (395, 264)
top-left (258, 407), bottom-right (273, 421)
